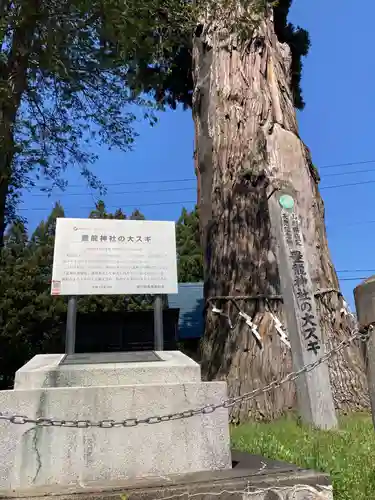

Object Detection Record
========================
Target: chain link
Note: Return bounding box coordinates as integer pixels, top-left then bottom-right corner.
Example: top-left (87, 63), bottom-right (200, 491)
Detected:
top-left (0, 328), bottom-right (369, 429)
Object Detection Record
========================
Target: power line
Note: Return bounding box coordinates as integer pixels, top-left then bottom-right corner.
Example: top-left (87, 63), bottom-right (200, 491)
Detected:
top-left (29, 186), bottom-right (196, 198)
top-left (28, 169), bottom-right (375, 195)
top-left (319, 160), bottom-right (375, 170)
top-left (337, 269), bottom-right (375, 273)
top-left (321, 168), bottom-right (375, 178)
top-left (29, 178), bottom-right (196, 190)
top-left (17, 200), bottom-right (197, 212)
top-left (345, 219), bottom-right (375, 227)
top-left (26, 176), bottom-right (375, 196)
top-left (24, 159), bottom-right (375, 192)
top-left (339, 277), bottom-right (367, 281)
top-left (24, 158), bottom-right (375, 192)
top-left (28, 160), bottom-right (375, 191)
top-left (327, 219), bottom-right (375, 229)
top-left (26, 159), bottom-right (375, 190)
top-left (320, 179), bottom-right (375, 190)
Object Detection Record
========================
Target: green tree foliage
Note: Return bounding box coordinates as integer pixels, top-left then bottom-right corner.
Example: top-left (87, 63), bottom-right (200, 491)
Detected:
top-left (175, 206), bottom-right (203, 283)
top-left (88, 201), bottom-right (145, 221)
top-left (127, 0), bottom-right (309, 110)
top-left (0, 201), bottom-right (151, 388)
top-left (272, 0), bottom-right (310, 109)
top-left (0, 203), bottom-right (66, 388)
top-left (0, 0), bottom-right (192, 244)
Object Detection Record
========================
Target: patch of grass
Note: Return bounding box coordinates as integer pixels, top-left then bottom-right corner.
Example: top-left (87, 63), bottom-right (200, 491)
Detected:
top-left (231, 412), bottom-right (375, 500)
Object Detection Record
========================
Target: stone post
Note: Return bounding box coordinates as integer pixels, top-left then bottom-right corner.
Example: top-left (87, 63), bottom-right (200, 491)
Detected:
top-left (354, 276), bottom-right (375, 430)
top-left (268, 187), bottom-right (337, 429)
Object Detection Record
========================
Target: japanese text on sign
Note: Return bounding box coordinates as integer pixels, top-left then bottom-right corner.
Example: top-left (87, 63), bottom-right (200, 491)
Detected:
top-left (51, 218), bottom-right (178, 296)
top-left (281, 211), bottom-right (321, 355)
top-left (80, 234), bottom-right (152, 243)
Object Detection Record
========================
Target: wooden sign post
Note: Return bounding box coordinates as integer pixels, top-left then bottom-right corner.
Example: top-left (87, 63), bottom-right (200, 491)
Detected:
top-left (268, 188), bottom-right (337, 429)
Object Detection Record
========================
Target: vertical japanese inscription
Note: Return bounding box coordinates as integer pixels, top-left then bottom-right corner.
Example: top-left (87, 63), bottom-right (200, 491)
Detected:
top-left (281, 210), bottom-right (321, 355)
top-left (272, 192), bottom-right (337, 429)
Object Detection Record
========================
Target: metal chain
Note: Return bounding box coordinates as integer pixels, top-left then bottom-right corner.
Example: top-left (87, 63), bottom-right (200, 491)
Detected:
top-left (0, 327), bottom-right (370, 429)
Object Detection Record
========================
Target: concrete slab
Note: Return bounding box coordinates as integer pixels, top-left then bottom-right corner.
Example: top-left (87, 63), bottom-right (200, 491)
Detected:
top-left (60, 352), bottom-right (162, 365)
top-left (0, 381), bottom-right (231, 490)
top-left (14, 351), bottom-right (201, 389)
top-left (0, 451), bottom-right (333, 500)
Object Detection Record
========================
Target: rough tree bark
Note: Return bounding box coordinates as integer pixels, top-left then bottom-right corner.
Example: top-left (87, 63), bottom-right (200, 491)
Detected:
top-left (192, 3), bottom-right (369, 423)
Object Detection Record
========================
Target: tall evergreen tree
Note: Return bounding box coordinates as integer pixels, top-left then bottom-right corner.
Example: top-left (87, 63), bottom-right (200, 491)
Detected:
top-left (4, 220), bottom-right (28, 252)
top-left (176, 206), bottom-right (203, 283)
top-left (0, 205), bottom-right (66, 388)
top-left (89, 201), bottom-right (145, 222)
top-left (130, 209), bottom-right (146, 221)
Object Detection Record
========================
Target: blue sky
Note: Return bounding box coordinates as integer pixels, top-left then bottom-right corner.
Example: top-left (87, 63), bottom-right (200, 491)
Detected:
top-left (21, 0), bottom-right (375, 308)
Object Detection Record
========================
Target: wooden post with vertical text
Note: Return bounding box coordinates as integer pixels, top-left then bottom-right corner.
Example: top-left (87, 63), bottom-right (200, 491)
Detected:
top-left (268, 187), bottom-right (337, 429)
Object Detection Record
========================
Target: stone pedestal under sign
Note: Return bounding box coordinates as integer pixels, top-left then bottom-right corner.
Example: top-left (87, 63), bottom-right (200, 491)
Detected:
top-left (0, 351), bottom-right (231, 490)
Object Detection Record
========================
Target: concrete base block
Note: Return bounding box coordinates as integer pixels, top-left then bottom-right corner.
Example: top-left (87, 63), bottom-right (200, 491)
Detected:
top-left (0, 380), bottom-right (231, 490)
top-left (14, 351), bottom-right (201, 389)
top-left (0, 451), bottom-right (333, 500)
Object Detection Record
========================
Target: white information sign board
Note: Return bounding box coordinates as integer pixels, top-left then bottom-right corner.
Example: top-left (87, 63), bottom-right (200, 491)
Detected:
top-left (51, 218), bottom-right (178, 296)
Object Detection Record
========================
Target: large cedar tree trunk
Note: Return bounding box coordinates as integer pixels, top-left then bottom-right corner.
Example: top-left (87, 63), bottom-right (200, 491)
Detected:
top-left (192, 4), bottom-right (369, 423)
